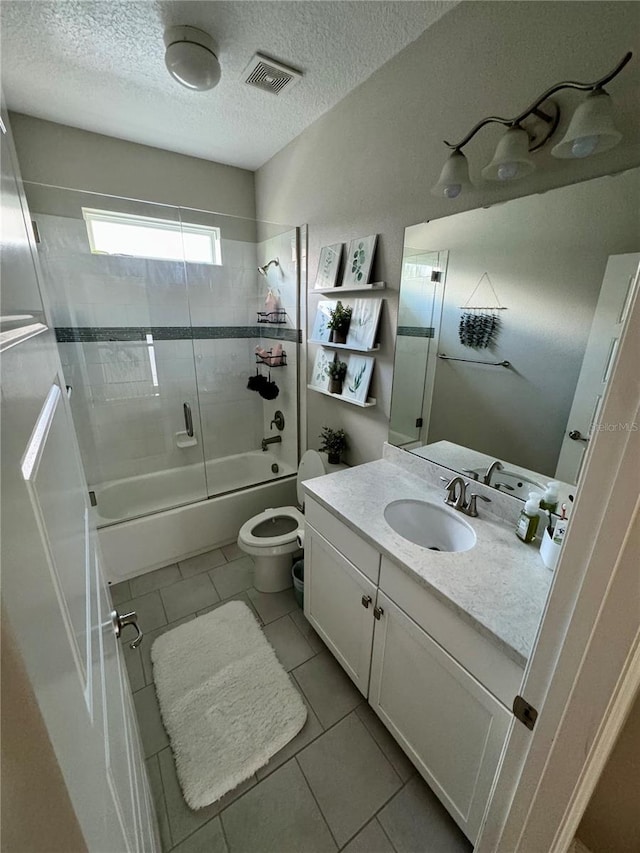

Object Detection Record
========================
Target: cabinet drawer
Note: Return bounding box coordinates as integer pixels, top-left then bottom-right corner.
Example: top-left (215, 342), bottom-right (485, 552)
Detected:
top-left (380, 556), bottom-right (523, 708)
top-left (305, 498), bottom-right (380, 584)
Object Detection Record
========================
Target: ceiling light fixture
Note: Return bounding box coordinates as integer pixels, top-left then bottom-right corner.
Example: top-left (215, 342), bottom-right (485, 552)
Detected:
top-left (431, 51), bottom-right (632, 199)
top-left (164, 26), bottom-right (221, 91)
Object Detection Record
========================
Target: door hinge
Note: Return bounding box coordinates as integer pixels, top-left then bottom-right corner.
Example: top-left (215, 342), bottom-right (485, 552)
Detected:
top-left (513, 695), bottom-right (538, 731)
top-left (373, 605), bottom-right (384, 620)
top-left (361, 595), bottom-right (372, 609)
top-left (431, 270), bottom-right (442, 283)
top-left (415, 417), bottom-right (423, 428)
top-left (88, 490), bottom-right (97, 507)
top-left (31, 220), bottom-right (41, 243)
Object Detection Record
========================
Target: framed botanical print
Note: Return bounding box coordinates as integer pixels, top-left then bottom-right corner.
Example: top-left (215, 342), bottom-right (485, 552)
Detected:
top-left (346, 298), bottom-right (383, 350)
top-left (314, 244), bottom-right (343, 290)
top-left (343, 354), bottom-right (375, 403)
top-left (311, 347), bottom-right (333, 391)
top-left (341, 235), bottom-right (377, 287)
top-left (310, 300), bottom-right (336, 343)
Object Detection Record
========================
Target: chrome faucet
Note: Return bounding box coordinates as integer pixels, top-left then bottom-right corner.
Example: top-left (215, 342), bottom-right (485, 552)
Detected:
top-left (261, 435), bottom-right (282, 452)
top-left (441, 476), bottom-right (492, 517)
top-left (483, 460), bottom-right (503, 485)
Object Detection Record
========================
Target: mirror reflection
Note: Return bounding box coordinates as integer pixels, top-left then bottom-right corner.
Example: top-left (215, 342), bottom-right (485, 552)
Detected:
top-left (389, 168), bottom-right (640, 500)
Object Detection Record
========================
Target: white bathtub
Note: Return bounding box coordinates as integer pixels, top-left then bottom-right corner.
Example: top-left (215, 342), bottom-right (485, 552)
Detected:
top-left (93, 451), bottom-right (295, 524)
top-left (94, 451), bottom-right (297, 582)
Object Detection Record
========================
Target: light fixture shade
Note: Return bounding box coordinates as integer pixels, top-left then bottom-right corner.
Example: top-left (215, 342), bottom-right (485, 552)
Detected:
top-left (551, 89), bottom-right (622, 159)
top-left (164, 26), bottom-right (221, 91)
top-left (481, 127), bottom-right (535, 182)
top-left (431, 150), bottom-right (472, 199)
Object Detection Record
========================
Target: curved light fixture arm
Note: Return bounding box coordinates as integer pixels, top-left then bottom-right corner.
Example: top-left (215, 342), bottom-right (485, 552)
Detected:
top-left (444, 51), bottom-right (632, 151)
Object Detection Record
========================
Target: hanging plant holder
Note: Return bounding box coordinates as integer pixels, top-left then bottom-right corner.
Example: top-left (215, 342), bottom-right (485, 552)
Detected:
top-left (458, 272), bottom-right (506, 349)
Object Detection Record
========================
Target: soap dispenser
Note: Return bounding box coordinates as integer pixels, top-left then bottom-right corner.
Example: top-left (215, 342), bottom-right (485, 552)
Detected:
top-left (516, 492), bottom-right (542, 543)
top-left (540, 481), bottom-right (560, 513)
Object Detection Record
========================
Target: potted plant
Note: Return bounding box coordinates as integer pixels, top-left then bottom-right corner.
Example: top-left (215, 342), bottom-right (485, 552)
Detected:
top-left (325, 359), bottom-right (347, 395)
top-left (327, 301), bottom-right (352, 344)
top-left (319, 426), bottom-right (348, 465)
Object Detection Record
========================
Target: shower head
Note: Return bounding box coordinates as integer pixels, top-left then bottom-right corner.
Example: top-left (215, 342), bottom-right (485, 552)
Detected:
top-left (258, 258), bottom-right (280, 276)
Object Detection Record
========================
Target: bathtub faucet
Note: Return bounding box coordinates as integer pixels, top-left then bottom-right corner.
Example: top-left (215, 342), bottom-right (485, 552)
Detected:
top-left (261, 435), bottom-right (282, 452)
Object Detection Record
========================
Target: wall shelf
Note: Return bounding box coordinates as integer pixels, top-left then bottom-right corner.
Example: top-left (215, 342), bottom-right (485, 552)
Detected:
top-left (311, 281), bottom-right (386, 294)
top-left (307, 384), bottom-right (376, 408)
top-left (308, 340), bottom-right (379, 353)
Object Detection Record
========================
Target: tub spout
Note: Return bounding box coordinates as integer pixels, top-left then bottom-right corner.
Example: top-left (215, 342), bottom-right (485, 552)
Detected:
top-left (261, 435), bottom-right (282, 452)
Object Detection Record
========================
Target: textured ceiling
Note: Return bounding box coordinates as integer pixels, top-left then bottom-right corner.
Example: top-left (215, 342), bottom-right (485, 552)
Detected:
top-left (0, 1), bottom-right (455, 170)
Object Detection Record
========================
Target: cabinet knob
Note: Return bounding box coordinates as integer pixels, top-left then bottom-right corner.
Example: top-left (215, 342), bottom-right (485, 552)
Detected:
top-left (361, 595), bottom-right (372, 609)
top-left (373, 605), bottom-right (384, 620)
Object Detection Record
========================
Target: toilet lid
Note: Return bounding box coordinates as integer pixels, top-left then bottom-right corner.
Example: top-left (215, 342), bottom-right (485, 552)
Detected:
top-left (297, 450), bottom-right (326, 505)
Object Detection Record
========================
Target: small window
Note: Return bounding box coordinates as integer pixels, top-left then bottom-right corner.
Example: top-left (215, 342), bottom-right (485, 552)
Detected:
top-left (82, 208), bottom-right (221, 265)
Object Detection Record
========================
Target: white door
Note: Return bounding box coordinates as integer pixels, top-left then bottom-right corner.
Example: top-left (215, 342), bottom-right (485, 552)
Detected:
top-left (304, 525), bottom-right (377, 694)
top-left (369, 592), bottom-right (511, 844)
top-left (555, 253), bottom-right (640, 483)
top-left (0, 110), bottom-right (158, 852)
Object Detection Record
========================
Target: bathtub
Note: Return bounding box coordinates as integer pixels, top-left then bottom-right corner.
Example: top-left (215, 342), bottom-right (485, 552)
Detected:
top-left (94, 451), bottom-right (297, 582)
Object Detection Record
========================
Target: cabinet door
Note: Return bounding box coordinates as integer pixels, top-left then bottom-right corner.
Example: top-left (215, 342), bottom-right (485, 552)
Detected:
top-left (304, 524), bottom-right (377, 695)
top-left (369, 592), bottom-right (510, 843)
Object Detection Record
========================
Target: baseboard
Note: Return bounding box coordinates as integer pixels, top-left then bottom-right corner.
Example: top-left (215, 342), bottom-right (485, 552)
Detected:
top-left (569, 839), bottom-right (592, 853)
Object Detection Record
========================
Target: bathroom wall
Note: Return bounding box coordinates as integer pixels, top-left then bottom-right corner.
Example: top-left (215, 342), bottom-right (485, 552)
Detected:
top-left (577, 689), bottom-right (640, 852)
top-left (9, 113), bottom-right (255, 219)
top-left (255, 1), bottom-right (640, 466)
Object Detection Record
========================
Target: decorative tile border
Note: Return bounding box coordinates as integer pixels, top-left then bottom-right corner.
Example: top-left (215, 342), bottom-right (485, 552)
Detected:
top-left (55, 326), bottom-right (299, 343)
top-left (397, 326), bottom-right (435, 338)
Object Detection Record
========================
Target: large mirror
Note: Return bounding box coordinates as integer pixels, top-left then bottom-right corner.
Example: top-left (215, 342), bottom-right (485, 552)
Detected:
top-left (389, 168), bottom-right (640, 501)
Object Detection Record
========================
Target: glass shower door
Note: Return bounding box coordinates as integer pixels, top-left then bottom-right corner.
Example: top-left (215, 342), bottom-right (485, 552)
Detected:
top-left (26, 183), bottom-right (208, 524)
top-left (181, 207), bottom-right (299, 497)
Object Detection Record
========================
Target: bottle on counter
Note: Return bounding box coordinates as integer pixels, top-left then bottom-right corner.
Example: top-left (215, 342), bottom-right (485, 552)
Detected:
top-left (540, 481), bottom-right (560, 513)
top-left (516, 492), bottom-right (542, 543)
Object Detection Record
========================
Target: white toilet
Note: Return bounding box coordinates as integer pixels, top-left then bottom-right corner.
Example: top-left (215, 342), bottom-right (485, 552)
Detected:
top-left (238, 450), bottom-right (345, 593)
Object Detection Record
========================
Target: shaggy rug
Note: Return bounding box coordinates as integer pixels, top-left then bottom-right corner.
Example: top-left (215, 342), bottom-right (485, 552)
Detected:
top-left (151, 601), bottom-right (307, 809)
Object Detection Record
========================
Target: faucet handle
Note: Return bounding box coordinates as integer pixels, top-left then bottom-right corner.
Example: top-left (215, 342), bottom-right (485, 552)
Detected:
top-left (466, 493), bottom-right (491, 517)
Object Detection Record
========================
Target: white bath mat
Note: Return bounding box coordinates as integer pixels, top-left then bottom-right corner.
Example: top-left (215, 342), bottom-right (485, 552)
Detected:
top-left (151, 601), bottom-right (307, 809)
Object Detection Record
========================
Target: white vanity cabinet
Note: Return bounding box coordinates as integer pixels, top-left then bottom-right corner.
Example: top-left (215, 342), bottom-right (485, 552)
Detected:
top-left (303, 496), bottom-right (523, 844)
top-left (369, 591), bottom-right (511, 841)
top-left (304, 524), bottom-right (378, 695)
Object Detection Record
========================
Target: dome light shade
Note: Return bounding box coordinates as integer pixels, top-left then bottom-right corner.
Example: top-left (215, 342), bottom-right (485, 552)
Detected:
top-left (164, 26), bottom-right (221, 91)
top-left (481, 127), bottom-right (535, 182)
top-left (551, 89), bottom-right (622, 159)
top-left (431, 150), bottom-right (472, 199)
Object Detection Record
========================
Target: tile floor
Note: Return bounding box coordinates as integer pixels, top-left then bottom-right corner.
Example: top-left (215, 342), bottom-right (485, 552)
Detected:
top-left (112, 544), bottom-right (472, 853)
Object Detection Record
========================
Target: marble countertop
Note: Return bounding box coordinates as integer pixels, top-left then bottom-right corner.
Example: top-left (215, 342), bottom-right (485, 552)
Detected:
top-left (303, 458), bottom-right (553, 667)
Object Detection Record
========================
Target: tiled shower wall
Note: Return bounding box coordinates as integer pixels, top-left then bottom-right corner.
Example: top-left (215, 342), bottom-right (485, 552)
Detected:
top-left (31, 190), bottom-right (298, 499)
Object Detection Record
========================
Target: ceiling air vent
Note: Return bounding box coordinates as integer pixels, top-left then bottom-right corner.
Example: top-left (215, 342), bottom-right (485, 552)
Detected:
top-left (242, 54), bottom-right (302, 96)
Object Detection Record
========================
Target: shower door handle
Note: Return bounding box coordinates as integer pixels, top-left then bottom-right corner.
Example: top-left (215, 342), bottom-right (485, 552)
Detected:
top-left (183, 402), bottom-right (194, 437)
top-left (111, 609), bottom-right (143, 649)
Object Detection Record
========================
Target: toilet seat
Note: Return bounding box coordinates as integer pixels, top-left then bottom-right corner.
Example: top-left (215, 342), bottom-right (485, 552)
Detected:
top-left (238, 506), bottom-right (304, 556)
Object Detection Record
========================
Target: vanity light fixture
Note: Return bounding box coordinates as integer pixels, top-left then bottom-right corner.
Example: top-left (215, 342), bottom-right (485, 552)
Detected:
top-left (431, 51), bottom-right (632, 198)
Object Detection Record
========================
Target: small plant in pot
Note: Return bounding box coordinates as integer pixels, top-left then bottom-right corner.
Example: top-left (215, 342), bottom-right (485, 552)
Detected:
top-left (325, 358), bottom-right (347, 395)
top-left (327, 301), bottom-right (352, 344)
top-left (319, 426), bottom-right (348, 465)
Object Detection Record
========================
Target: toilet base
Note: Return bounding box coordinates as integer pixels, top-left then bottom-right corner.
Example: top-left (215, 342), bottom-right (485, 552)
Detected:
top-left (253, 553), bottom-right (293, 593)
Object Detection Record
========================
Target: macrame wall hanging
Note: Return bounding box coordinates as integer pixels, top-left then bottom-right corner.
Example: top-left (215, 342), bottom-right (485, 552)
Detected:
top-left (458, 272), bottom-right (506, 349)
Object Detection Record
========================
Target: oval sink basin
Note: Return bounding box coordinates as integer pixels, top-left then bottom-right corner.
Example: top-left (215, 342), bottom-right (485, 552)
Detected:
top-left (384, 499), bottom-right (476, 553)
